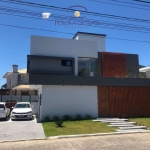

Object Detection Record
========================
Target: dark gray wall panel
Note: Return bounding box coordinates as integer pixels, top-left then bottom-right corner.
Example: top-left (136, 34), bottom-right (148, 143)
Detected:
top-left (126, 54), bottom-right (139, 77)
top-left (29, 74), bottom-right (150, 86)
top-left (27, 55), bottom-right (75, 75)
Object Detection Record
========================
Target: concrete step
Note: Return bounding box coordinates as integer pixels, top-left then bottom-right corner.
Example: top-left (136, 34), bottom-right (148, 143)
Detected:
top-left (97, 118), bottom-right (128, 121)
top-left (110, 122), bottom-right (136, 125)
top-left (108, 124), bottom-right (135, 127)
top-left (97, 118), bottom-right (119, 120)
top-left (93, 120), bottom-right (128, 123)
top-left (119, 126), bottom-right (147, 130)
top-left (117, 129), bottom-right (150, 133)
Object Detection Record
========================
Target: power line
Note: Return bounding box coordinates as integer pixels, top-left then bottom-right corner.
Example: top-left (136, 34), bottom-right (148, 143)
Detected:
top-left (134, 0), bottom-right (150, 4)
top-left (1, 9), bottom-right (150, 33)
top-left (0, 22), bottom-right (150, 44)
top-left (1, 5), bottom-right (150, 33)
top-left (0, 0), bottom-right (150, 23)
top-left (89, 0), bottom-right (150, 10)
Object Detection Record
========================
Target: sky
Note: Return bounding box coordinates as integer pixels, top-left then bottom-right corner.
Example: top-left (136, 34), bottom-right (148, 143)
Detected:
top-left (0, 0), bottom-right (150, 86)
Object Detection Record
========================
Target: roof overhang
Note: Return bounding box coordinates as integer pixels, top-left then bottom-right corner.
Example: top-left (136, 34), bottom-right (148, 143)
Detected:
top-left (139, 66), bottom-right (150, 72)
top-left (12, 85), bottom-right (29, 90)
top-left (3, 72), bottom-right (12, 78)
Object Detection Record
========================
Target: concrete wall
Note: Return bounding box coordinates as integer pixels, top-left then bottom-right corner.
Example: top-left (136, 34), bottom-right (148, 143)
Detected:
top-left (30, 35), bottom-right (98, 75)
top-left (74, 33), bottom-right (106, 52)
top-left (40, 85), bottom-right (98, 121)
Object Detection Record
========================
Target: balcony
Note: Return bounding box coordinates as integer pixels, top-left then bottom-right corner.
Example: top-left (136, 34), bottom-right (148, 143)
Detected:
top-left (78, 57), bottom-right (96, 77)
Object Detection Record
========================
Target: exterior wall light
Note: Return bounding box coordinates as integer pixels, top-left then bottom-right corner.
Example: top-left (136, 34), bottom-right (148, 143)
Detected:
top-left (42, 12), bottom-right (51, 19)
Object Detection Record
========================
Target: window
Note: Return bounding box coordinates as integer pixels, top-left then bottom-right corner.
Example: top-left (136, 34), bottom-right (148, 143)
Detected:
top-left (61, 60), bottom-right (72, 66)
top-left (18, 74), bottom-right (23, 81)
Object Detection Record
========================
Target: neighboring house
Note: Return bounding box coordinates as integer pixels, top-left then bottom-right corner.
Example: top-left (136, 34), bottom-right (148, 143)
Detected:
top-left (27, 32), bottom-right (150, 121)
top-left (3, 65), bottom-right (29, 90)
top-left (139, 66), bottom-right (150, 78)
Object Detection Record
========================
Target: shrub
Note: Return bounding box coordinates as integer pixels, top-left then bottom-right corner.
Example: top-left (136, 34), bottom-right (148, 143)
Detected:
top-left (52, 116), bottom-right (60, 121)
top-left (55, 120), bottom-right (64, 128)
top-left (43, 115), bottom-right (50, 122)
top-left (84, 114), bottom-right (92, 120)
top-left (75, 114), bottom-right (82, 120)
top-left (62, 115), bottom-right (72, 121)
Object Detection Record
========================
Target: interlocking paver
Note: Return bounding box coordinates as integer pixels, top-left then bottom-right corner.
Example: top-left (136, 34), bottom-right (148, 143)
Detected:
top-left (0, 117), bottom-right (45, 141)
top-left (0, 133), bottom-right (150, 150)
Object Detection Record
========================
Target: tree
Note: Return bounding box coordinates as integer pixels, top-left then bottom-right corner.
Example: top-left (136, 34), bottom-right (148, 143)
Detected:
top-left (1, 83), bottom-right (6, 89)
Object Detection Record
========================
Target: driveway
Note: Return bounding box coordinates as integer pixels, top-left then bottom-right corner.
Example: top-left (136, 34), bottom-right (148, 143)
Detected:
top-left (0, 117), bottom-right (45, 142)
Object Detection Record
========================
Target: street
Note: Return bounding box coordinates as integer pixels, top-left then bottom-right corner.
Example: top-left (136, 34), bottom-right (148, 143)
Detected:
top-left (0, 133), bottom-right (150, 150)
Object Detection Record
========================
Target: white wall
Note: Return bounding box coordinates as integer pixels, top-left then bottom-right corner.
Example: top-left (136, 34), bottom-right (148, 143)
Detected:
top-left (7, 76), bottom-right (11, 89)
top-left (146, 70), bottom-right (150, 78)
top-left (11, 73), bottom-right (18, 88)
top-left (74, 33), bottom-right (106, 52)
top-left (40, 85), bottom-right (98, 121)
top-left (30, 36), bottom-right (98, 75)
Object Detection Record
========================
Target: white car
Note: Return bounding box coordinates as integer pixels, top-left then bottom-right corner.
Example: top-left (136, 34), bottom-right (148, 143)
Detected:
top-left (0, 102), bottom-right (10, 120)
top-left (11, 102), bottom-right (33, 120)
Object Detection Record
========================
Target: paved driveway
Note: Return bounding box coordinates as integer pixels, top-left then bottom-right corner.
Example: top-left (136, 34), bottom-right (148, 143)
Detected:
top-left (0, 117), bottom-right (45, 142)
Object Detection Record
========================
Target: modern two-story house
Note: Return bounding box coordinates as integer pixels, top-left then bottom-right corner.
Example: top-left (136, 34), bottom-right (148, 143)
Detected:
top-left (27, 32), bottom-right (150, 121)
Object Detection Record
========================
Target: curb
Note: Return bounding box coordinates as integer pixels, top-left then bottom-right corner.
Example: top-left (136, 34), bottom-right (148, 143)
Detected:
top-left (49, 131), bottom-right (150, 139)
top-left (0, 138), bottom-right (47, 143)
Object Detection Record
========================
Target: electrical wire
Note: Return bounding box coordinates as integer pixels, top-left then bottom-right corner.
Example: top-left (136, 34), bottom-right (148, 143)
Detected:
top-left (0, 6), bottom-right (150, 33)
top-left (0, 22), bottom-right (150, 44)
top-left (0, 0), bottom-right (150, 23)
top-left (89, 0), bottom-right (150, 10)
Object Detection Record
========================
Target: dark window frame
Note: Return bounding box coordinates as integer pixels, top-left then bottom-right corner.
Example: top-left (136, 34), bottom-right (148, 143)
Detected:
top-left (61, 60), bottom-right (72, 67)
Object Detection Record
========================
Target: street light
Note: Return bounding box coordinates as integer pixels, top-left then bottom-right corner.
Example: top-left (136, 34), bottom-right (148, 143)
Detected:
top-left (42, 12), bottom-right (51, 19)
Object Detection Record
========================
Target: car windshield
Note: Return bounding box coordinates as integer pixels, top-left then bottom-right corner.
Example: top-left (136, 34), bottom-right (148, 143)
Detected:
top-left (15, 104), bottom-right (30, 108)
top-left (0, 104), bottom-right (4, 109)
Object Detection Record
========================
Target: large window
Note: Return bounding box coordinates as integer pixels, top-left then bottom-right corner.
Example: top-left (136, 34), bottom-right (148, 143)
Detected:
top-left (78, 57), bottom-right (95, 76)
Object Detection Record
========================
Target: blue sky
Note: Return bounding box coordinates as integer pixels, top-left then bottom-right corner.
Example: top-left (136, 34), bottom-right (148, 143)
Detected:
top-left (0, 0), bottom-right (150, 86)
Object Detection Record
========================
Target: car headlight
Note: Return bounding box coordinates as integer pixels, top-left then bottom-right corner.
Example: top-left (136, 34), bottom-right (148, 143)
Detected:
top-left (27, 111), bottom-right (32, 114)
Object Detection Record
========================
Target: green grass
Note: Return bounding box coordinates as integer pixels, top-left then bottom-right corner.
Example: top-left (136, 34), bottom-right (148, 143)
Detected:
top-left (42, 120), bottom-right (117, 137)
top-left (129, 118), bottom-right (150, 129)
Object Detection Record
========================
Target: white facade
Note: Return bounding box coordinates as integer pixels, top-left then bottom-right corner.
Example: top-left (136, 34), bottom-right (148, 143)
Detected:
top-left (30, 35), bottom-right (98, 76)
top-left (29, 33), bottom-right (106, 120)
top-left (73, 33), bottom-right (106, 52)
top-left (40, 85), bottom-right (98, 121)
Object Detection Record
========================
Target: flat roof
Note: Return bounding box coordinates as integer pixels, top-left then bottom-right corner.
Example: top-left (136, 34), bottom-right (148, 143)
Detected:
top-left (72, 32), bottom-right (106, 39)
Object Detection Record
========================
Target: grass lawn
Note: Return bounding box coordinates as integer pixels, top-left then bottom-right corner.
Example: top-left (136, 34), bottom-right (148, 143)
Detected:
top-left (42, 120), bottom-right (117, 137)
top-left (129, 118), bottom-right (150, 129)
